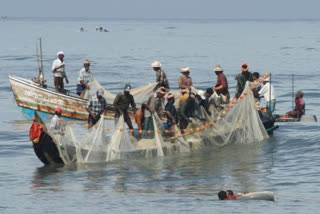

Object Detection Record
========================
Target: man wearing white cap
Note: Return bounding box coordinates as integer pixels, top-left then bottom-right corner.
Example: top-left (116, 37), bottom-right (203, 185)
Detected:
top-left (86, 88), bottom-right (107, 128)
top-left (178, 67), bottom-right (192, 90)
top-left (151, 61), bottom-right (169, 89)
top-left (51, 51), bottom-right (69, 93)
top-left (113, 84), bottom-right (136, 130)
top-left (258, 77), bottom-right (276, 112)
top-left (213, 65), bottom-right (230, 104)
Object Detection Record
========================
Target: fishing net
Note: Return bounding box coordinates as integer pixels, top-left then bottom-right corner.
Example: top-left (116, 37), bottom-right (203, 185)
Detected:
top-left (81, 79), bottom-right (158, 105)
top-left (50, 79), bottom-right (268, 164)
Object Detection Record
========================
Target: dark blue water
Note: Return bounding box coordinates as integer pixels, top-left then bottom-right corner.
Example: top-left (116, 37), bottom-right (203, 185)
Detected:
top-left (0, 18), bottom-right (319, 213)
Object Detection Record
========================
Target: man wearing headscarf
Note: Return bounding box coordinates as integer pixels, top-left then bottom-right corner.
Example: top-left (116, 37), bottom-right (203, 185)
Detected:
top-left (213, 65), bottom-right (230, 104)
top-left (77, 60), bottom-right (93, 95)
top-left (51, 51), bottom-right (69, 93)
top-left (113, 84), bottom-right (136, 130)
top-left (235, 62), bottom-right (253, 99)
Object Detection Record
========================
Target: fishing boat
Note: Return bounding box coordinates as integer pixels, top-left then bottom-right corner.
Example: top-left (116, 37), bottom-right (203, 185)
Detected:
top-left (9, 75), bottom-right (117, 121)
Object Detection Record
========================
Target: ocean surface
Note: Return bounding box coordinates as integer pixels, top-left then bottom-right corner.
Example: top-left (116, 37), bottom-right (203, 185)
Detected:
top-left (0, 17), bottom-right (320, 213)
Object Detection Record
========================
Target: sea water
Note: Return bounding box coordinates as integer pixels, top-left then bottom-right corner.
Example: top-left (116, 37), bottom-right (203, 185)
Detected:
top-left (0, 18), bottom-right (319, 213)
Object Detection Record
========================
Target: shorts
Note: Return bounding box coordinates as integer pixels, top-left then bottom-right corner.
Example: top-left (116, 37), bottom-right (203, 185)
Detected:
top-left (54, 77), bottom-right (64, 89)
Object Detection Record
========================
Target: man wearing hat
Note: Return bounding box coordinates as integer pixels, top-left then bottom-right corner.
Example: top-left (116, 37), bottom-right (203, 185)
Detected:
top-left (51, 51), bottom-right (69, 93)
top-left (178, 67), bottom-right (193, 90)
top-left (77, 60), bottom-right (93, 95)
top-left (235, 62), bottom-right (253, 99)
top-left (113, 84), bottom-right (136, 130)
top-left (49, 107), bottom-right (64, 135)
top-left (283, 90), bottom-right (305, 119)
top-left (258, 77), bottom-right (276, 112)
top-left (213, 65), bottom-right (230, 104)
top-left (86, 88), bottom-right (107, 128)
top-left (151, 61), bottom-right (169, 89)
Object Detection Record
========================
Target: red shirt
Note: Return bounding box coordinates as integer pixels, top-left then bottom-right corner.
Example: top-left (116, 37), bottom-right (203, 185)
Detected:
top-left (225, 195), bottom-right (238, 200)
top-left (216, 73), bottom-right (229, 95)
top-left (294, 97), bottom-right (305, 115)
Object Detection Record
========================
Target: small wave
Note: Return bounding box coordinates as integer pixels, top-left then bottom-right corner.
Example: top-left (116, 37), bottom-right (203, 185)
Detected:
top-left (305, 47), bottom-right (316, 51)
top-left (280, 47), bottom-right (294, 50)
top-left (164, 26), bottom-right (177, 29)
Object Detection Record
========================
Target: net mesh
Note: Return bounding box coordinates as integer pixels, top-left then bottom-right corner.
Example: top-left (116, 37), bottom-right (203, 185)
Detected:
top-left (49, 80), bottom-right (269, 164)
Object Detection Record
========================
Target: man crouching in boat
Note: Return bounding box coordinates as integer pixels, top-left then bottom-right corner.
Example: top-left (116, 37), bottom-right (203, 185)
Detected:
top-left (77, 60), bottom-right (93, 96)
top-left (86, 88), bottom-right (107, 128)
top-left (282, 90), bottom-right (305, 119)
top-left (50, 107), bottom-right (64, 135)
top-left (51, 51), bottom-right (69, 93)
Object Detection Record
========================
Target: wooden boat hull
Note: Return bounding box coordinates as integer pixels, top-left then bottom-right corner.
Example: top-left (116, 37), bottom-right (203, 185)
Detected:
top-left (9, 75), bottom-right (118, 121)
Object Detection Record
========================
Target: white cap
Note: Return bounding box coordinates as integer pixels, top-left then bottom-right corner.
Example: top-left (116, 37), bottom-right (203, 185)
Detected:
top-left (181, 67), bottom-right (190, 73)
top-left (97, 88), bottom-right (104, 96)
top-left (57, 51), bottom-right (64, 56)
top-left (151, 61), bottom-right (161, 68)
top-left (197, 90), bottom-right (205, 99)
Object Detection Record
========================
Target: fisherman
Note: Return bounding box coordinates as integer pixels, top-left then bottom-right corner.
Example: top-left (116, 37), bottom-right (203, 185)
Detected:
top-left (143, 87), bottom-right (166, 135)
top-left (198, 88), bottom-right (214, 115)
top-left (113, 84), bottom-right (136, 130)
top-left (51, 51), bottom-right (69, 93)
top-left (283, 90), bottom-right (305, 119)
top-left (178, 88), bottom-right (189, 107)
top-left (134, 104), bottom-right (146, 137)
top-left (258, 77), bottom-right (276, 112)
top-left (235, 62), bottom-right (253, 99)
top-left (86, 88), bottom-right (107, 128)
top-left (213, 65), bottom-right (230, 104)
top-left (49, 107), bottom-right (64, 135)
top-left (179, 93), bottom-right (203, 129)
top-left (77, 60), bottom-right (93, 96)
top-left (151, 61), bottom-right (169, 89)
top-left (178, 67), bottom-right (192, 90)
top-left (165, 93), bottom-right (178, 134)
top-left (252, 72), bottom-right (261, 105)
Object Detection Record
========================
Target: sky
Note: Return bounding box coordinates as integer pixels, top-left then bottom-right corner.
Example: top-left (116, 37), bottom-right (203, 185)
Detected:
top-left (1, 0), bottom-right (319, 20)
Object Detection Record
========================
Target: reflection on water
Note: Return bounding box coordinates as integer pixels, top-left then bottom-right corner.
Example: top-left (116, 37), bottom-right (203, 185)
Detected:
top-left (30, 140), bottom-right (268, 196)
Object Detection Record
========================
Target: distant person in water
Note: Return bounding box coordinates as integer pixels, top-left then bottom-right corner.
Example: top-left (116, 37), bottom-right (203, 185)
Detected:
top-left (51, 51), bottom-right (69, 93)
top-left (283, 90), bottom-right (305, 119)
top-left (218, 190), bottom-right (246, 200)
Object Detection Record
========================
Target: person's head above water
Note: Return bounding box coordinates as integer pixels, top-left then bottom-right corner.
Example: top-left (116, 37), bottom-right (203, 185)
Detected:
top-left (218, 191), bottom-right (227, 200)
top-left (226, 190), bottom-right (234, 196)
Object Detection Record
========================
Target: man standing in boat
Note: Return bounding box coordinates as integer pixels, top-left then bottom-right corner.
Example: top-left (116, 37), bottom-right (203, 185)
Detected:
top-left (113, 84), bottom-right (136, 130)
top-left (213, 65), bottom-right (230, 104)
top-left (178, 67), bottom-right (193, 90)
top-left (51, 51), bottom-right (69, 93)
top-left (152, 61), bottom-right (169, 89)
top-left (234, 62), bottom-right (253, 99)
top-left (77, 60), bottom-right (93, 95)
top-left (86, 88), bottom-right (107, 128)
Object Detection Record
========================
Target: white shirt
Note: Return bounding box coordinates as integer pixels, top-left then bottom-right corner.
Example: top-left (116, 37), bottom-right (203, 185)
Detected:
top-left (258, 82), bottom-right (275, 102)
top-left (50, 115), bottom-right (63, 134)
top-left (51, 59), bottom-right (65, 77)
top-left (78, 68), bottom-right (92, 84)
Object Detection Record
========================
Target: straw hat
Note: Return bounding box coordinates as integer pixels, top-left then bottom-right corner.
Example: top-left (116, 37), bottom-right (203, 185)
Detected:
top-left (213, 65), bottom-right (223, 72)
top-left (181, 67), bottom-right (190, 73)
top-left (151, 61), bottom-right (161, 68)
top-left (241, 62), bottom-right (249, 72)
